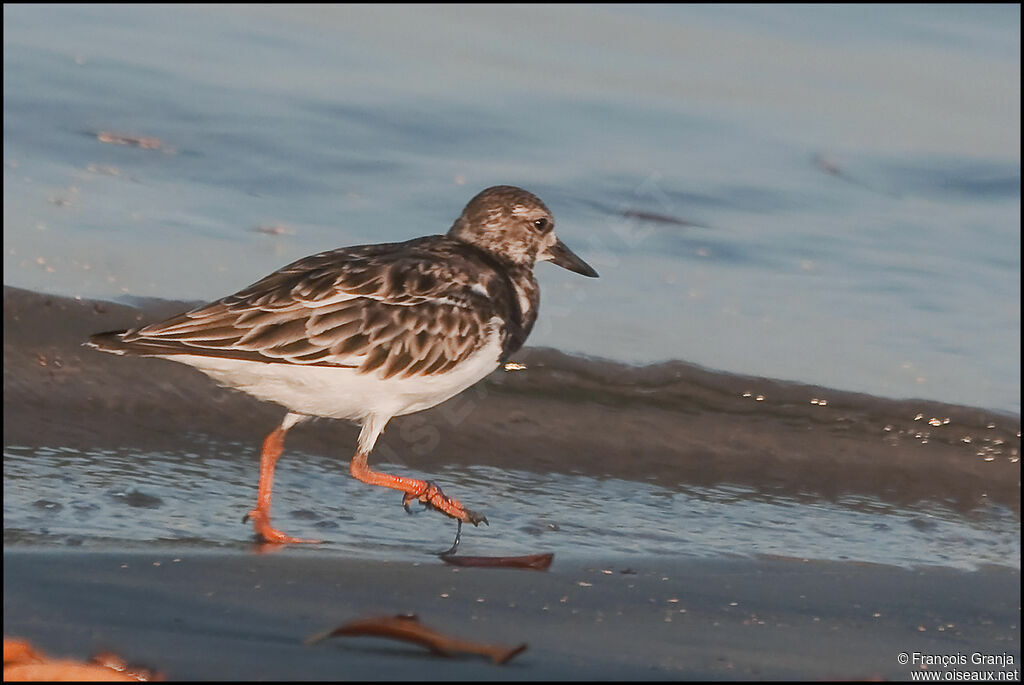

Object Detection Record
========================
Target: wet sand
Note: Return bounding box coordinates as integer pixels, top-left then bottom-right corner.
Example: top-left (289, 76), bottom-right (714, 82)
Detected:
top-left (4, 549), bottom-right (1020, 680)
top-left (3, 285), bottom-right (1021, 679)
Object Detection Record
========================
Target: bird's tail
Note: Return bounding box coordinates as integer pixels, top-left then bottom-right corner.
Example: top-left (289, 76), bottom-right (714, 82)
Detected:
top-left (84, 330), bottom-right (132, 355)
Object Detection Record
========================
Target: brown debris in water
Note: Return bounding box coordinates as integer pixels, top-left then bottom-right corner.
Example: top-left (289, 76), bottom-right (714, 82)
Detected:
top-left (439, 552), bottom-right (554, 570)
top-left (306, 614), bottom-right (527, 665)
top-left (96, 131), bottom-right (172, 153)
top-left (621, 209), bottom-right (705, 228)
top-left (3, 637), bottom-right (162, 681)
top-left (253, 224), bottom-right (295, 236)
top-left (812, 152), bottom-right (898, 197)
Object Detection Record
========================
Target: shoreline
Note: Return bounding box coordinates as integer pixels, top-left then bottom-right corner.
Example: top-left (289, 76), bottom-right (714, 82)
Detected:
top-left (4, 285), bottom-right (1020, 515)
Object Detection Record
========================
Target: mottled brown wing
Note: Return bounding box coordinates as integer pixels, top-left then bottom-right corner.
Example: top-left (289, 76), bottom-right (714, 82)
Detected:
top-left (107, 238), bottom-right (500, 378)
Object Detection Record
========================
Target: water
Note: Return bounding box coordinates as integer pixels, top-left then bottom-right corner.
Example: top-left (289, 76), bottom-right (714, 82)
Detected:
top-left (2, 4), bottom-right (1019, 415)
top-left (2, 6), bottom-right (1020, 572)
top-left (4, 442), bottom-right (1018, 572)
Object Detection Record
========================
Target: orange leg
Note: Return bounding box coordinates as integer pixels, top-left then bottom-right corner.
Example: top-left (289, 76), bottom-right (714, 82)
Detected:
top-left (349, 451), bottom-right (488, 526)
top-left (243, 425), bottom-right (321, 544)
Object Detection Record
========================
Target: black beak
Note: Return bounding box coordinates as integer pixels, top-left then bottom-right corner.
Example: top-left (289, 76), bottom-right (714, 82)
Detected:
top-left (545, 238), bottom-right (599, 278)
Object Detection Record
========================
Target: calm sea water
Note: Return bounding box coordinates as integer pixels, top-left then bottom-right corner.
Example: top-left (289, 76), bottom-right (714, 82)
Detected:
top-left (3, 4), bottom-right (1020, 414)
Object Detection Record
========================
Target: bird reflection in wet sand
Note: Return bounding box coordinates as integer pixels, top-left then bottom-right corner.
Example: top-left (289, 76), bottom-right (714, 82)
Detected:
top-left (87, 186), bottom-right (598, 553)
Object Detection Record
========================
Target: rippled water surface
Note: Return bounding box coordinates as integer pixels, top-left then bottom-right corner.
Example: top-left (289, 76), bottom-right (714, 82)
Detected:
top-left (3, 4), bottom-right (1020, 413)
top-left (4, 443), bottom-right (1018, 571)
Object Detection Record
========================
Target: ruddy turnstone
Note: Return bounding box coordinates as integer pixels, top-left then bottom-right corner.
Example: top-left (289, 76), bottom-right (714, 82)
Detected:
top-left (87, 185), bottom-right (598, 550)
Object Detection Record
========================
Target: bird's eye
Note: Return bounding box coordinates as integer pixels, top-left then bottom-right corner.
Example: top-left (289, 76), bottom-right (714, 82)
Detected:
top-left (533, 218), bottom-right (550, 232)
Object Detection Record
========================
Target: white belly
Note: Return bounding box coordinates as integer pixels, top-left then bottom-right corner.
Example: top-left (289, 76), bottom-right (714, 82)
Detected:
top-left (169, 330), bottom-right (503, 422)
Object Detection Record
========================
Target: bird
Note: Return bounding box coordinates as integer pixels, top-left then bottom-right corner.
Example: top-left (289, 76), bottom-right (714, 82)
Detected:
top-left (87, 185), bottom-right (598, 552)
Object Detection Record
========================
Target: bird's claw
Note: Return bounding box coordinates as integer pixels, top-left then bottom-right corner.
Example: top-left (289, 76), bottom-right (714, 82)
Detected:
top-left (464, 509), bottom-right (488, 527)
top-left (439, 519), bottom-right (463, 557)
top-left (402, 496), bottom-right (428, 515)
top-left (401, 481), bottom-right (487, 526)
top-left (437, 511), bottom-right (489, 556)
top-left (402, 481), bottom-right (436, 515)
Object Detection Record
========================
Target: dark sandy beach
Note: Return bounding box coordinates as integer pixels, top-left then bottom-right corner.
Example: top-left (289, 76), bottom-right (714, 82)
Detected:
top-left (3, 286), bottom-right (1021, 680)
top-left (4, 549), bottom-right (1020, 680)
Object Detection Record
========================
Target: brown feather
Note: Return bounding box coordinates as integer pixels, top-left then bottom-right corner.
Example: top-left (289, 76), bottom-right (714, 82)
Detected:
top-left (94, 233), bottom-right (539, 373)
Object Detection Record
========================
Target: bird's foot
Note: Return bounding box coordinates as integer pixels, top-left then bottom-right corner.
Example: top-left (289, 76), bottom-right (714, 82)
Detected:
top-left (243, 507), bottom-right (322, 544)
top-left (402, 481), bottom-right (488, 527)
